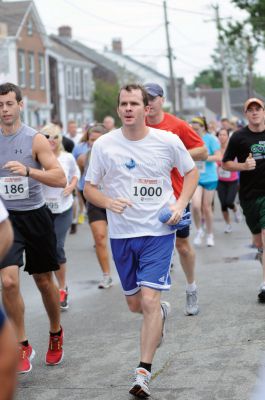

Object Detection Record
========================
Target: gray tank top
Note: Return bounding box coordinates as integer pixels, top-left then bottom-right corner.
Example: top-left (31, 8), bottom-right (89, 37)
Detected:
top-left (0, 124), bottom-right (45, 211)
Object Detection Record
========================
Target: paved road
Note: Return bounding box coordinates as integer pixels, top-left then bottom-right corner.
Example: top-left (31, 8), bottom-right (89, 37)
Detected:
top-left (13, 212), bottom-right (265, 400)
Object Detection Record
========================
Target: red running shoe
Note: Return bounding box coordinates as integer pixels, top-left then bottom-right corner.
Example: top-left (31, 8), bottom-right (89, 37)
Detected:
top-left (59, 288), bottom-right (69, 311)
top-left (17, 344), bottom-right (35, 374)
top-left (46, 327), bottom-right (64, 365)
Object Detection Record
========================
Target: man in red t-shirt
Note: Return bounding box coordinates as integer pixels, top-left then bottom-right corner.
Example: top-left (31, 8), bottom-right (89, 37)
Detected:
top-left (145, 83), bottom-right (208, 316)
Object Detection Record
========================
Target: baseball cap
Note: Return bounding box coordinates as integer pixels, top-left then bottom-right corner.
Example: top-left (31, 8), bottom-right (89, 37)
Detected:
top-left (144, 83), bottom-right (164, 97)
top-left (244, 97), bottom-right (265, 112)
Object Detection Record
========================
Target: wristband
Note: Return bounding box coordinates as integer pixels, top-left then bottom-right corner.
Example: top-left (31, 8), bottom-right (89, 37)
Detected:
top-left (25, 166), bottom-right (30, 177)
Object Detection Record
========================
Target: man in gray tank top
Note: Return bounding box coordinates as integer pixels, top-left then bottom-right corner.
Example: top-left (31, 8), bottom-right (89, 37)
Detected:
top-left (0, 82), bottom-right (67, 374)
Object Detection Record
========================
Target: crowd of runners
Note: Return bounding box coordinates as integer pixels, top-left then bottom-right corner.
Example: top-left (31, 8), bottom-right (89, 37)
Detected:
top-left (0, 81), bottom-right (265, 399)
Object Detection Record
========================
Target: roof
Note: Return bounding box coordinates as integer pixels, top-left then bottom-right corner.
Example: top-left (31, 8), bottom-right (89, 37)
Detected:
top-left (189, 88), bottom-right (223, 115)
top-left (189, 87), bottom-right (265, 118)
top-left (110, 52), bottom-right (169, 80)
top-left (49, 36), bottom-right (89, 63)
top-left (50, 35), bottom-right (123, 77)
top-left (0, 0), bottom-right (31, 36)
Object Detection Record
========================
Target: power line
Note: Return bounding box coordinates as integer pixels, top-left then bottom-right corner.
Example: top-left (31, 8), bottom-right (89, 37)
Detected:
top-left (62, 0), bottom-right (159, 28)
top-left (125, 24), bottom-right (164, 50)
top-left (132, 0), bottom-right (212, 16)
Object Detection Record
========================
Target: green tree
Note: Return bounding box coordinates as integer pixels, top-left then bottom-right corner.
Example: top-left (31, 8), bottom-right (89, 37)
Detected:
top-left (231, 0), bottom-right (265, 44)
top-left (253, 75), bottom-right (265, 97)
top-left (192, 68), bottom-right (241, 89)
top-left (193, 69), bottom-right (223, 88)
top-left (93, 79), bottom-right (119, 123)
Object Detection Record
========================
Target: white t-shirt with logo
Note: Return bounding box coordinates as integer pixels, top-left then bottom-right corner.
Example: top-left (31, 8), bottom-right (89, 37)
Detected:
top-left (0, 198), bottom-right (8, 223)
top-left (43, 152), bottom-right (80, 214)
top-left (85, 128), bottom-right (195, 238)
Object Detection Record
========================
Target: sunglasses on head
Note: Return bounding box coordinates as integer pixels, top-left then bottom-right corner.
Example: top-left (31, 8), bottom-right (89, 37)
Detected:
top-left (44, 134), bottom-right (59, 140)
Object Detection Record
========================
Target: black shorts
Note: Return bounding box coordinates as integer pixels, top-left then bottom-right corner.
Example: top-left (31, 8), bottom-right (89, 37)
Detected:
top-left (176, 204), bottom-right (190, 239)
top-left (87, 202), bottom-right (107, 224)
top-left (0, 205), bottom-right (59, 274)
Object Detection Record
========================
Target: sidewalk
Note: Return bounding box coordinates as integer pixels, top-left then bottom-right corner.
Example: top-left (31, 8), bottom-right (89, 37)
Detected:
top-left (16, 212), bottom-right (265, 400)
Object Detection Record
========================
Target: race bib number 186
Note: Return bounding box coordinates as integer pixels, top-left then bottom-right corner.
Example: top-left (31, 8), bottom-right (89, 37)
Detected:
top-left (131, 178), bottom-right (163, 204)
top-left (0, 176), bottom-right (29, 200)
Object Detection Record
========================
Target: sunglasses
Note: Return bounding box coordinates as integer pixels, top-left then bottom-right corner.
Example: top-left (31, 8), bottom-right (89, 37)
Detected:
top-left (44, 134), bottom-right (59, 140)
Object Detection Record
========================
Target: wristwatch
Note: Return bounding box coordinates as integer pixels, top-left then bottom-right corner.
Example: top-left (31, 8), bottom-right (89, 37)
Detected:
top-left (25, 166), bottom-right (30, 177)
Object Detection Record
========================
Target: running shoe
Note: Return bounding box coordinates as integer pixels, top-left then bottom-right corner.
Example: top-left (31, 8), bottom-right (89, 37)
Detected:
top-left (185, 289), bottom-right (199, 316)
top-left (98, 275), bottom-right (112, 289)
top-left (59, 288), bottom-right (69, 310)
top-left (46, 327), bottom-right (64, 365)
top-left (193, 228), bottom-right (204, 247)
top-left (157, 301), bottom-right (171, 348)
top-left (78, 214), bottom-right (85, 224)
top-left (234, 209), bottom-right (243, 223)
top-left (69, 223), bottom-right (77, 234)
top-left (206, 233), bottom-right (215, 247)
top-left (224, 224), bottom-right (232, 233)
top-left (17, 343), bottom-right (35, 374)
top-left (255, 249), bottom-right (263, 264)
top-left (129, 367), bottom-right (151, 398)
top-left (258, 284), bottom-right (265, 303)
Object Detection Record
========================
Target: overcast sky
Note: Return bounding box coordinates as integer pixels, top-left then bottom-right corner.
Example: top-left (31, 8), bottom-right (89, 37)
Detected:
top-left (28, 0), bottom-right (265, 84)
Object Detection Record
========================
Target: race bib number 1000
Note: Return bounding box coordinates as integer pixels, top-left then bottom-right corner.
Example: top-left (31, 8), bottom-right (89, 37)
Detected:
top-left (0, 176), bottom-right (29, 200)
top-left (131, 178), bottom-right (163, 204)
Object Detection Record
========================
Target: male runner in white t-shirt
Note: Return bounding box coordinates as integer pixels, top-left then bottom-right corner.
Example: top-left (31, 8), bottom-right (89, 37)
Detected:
top-left (84, 84), bottom-right (198, 398)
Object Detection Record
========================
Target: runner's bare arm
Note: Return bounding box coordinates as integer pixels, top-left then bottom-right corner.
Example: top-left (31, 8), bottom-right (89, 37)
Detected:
top-left (31, 133), bottom-right (66, 187)
top-left (168, 166), bottom-right (199, 224)
top-left (0, 319), bottom-right (17, 400)
top-left (223, 153), bottom-right (256, 171)
top-left (0, 218), bottom-right (13, 262)
top-left (189, 145), bottom-right (208, 161)
top-left (206, 149), bottom-right (222, 163)
top-left (84, 182), bottom-right (132, 214)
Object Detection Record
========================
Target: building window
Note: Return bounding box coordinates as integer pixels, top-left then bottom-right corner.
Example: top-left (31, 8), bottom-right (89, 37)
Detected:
top-left (38, 54), bottom-right (45, 90)
top-left (74, 68), bottom-right (81, 99)
top-left (66, 67), bottom-right (73, 99)
top-left (28, 53), bottom-right (35, 89)
top-left (18, 50), bottom-right (26, 87)
top-left (83, 69), bottom-right (90, 100)
top-left (27, 19), bottom-right (33, 36)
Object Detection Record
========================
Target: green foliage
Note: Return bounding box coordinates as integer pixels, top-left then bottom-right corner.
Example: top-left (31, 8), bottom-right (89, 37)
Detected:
top-left (192, 69), bottom-right (241, 89)
top-left (231, 0), bottom-right (265, 44)
top-left (253, 75), bottom-right (265, 97)
top-left (93, 79), bottom-right (119, 123)
top-left (193, 69), bottom-right (222, 88)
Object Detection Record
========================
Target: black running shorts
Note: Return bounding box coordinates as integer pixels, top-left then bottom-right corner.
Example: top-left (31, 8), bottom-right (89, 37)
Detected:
top-left (0, 205), bottom-right (59, 274)
top-left (87, 202), bottom-right (107, 224)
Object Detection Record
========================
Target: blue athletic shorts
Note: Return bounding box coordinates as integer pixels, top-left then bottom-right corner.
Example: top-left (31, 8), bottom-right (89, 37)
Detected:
top-left (198, 181), bottom-right (218, 191)
top-left (110, 234), bottom-right (175, 296)
top-left (0, 306), bottom-right (6, 331)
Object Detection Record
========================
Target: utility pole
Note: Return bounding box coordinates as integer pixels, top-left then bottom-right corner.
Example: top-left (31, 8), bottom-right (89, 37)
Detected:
top-left (213, 4), bottom-right (231, 119)
top-left (245, 35), bottom-right (254, 98)
top-left (163, 0), bottom-right (177, 115)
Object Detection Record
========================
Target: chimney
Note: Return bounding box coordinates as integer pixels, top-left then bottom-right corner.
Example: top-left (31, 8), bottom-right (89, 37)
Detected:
top-left (58, 26), bottom-right (72, 39)
top-left (112, 38), bottom-right (122, 54)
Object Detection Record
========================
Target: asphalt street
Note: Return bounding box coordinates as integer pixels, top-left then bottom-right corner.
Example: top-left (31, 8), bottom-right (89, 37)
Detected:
top-left (11, 209), bottom-right (265, 400)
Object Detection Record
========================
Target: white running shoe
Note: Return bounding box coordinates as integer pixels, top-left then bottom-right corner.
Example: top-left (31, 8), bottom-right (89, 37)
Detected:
top-left (193, 229), bottom-right (204, 246)
top-left (258, 283), bottom-right (265, 303)
top-left (206, 233), bottom-right (215, 247)
top-left (98, 275), bottom-right (112, 289)
top-left (129, 367), bottom-right (151, 398)
top-left (234, 208), bottom-right (243, 223)
top-left (224, 224), bottom-right (232, 233)
top-left (185, 289), bottom-right (199, 316)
